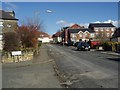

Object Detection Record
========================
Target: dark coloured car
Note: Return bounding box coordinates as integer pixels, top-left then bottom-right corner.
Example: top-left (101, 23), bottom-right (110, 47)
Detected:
top-left (77, 42), bottom-right (90, 51)
top-left (74, 42), bottom-right (79, 47)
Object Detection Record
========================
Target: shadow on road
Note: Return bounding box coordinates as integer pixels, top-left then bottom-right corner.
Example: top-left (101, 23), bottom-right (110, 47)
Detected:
top-left (71, 48), bottom-right (89, 51)
top-left (71, 48), bottom-right (79, 51)
top-left (106, 57), bottom-right (120, 62)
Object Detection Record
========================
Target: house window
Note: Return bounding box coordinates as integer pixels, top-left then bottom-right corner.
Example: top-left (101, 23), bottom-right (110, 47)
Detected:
top-left (72, 34), bottom-right (76, 38)
top-left (0, 22), bottom-right (3, 26)
top-left (106, 28), bottom-right (109, 31)
top-left (100, 28), bottom-right (103, 31)
top-left (85, 33), bottom-right (88, 36)
top-left (91, 33), bottom-right (94, 37)
top-left (72, 34), bottom-right (75, 38)
top-left (111, 28), bottom-right (115, 31)
top-left (109, 28), bottom-right (111, 30)
top-left (111, 33), bottom-right (114, 36)
top-left (96, 33), bottom-right (98, 35)
top-left (101, 33), bottom-right (104, 37)
top-left (79, 34), bottom-right (82, 37)
top-left (0, 35), bottom-right (2, 41)
top-left (107, 33), bottom-right (110, 37)
top-left (95, 28), bottom-right (98, 32)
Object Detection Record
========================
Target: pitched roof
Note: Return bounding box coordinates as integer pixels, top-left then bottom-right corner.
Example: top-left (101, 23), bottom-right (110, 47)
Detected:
top-left (52, 31), bottom-right (61, 37)
top-left (89, 23), bottom-right (115, 28)
top-left (68, 28), bottom-right (95, 33)
top-left (39, 31), bottom-right (50, 38)
top-left (0, 10), bottom-right (18, 20)
top-left (62, 26), bottom-right (70, 30)
top-left (112, 27), bottom-right (120, 37)
top-left (70, 24), bottom-right (84, 29)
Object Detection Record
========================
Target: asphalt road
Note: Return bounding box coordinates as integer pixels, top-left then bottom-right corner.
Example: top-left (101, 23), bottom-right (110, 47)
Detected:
top-left (47, 44), bottom-right (119, 88)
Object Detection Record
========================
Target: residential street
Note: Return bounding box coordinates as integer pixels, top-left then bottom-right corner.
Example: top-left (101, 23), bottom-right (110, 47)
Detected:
top-left (2, 44), bottom-right (119, 88)
top-left (1, 2), bottom-right (120, 89)
top-left (47, 44), bottom-right (119, 88)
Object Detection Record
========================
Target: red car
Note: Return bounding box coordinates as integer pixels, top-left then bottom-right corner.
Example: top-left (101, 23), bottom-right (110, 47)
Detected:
top-left (91, 41), bottom-right (101, 49)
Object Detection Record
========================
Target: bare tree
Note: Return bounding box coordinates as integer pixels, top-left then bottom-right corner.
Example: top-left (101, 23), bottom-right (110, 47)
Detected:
top-left (16, 16), bottom-right (43, 49)
top-left (96, 31), bottom-right (109, 43)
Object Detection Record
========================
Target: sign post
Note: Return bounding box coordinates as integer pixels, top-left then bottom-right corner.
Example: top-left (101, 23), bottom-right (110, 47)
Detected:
top-left (11, 51), bottom-right (22, 62)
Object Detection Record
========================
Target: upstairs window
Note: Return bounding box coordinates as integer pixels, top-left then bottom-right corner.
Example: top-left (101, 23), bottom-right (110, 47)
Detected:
top-left (100, 28), bottom-right (103, 31)
top-left (107, 33), bottom-right (110, 37)
top-left (79, 34), bottom-right (82, 37)
top-left (111, 33), bottom-right (114, 36)
top-left (111, 28), bottom-right (115, 31)
top-left (95, 28), bottom-right (98, 32)
top-left (91, 33), bottom-right (94, 37)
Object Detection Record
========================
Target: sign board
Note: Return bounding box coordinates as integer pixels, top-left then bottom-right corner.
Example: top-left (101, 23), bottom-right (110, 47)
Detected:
top-left (99, 47), bottom-right (103, 50)
top-left (12, 51), bottom-right (22, 56)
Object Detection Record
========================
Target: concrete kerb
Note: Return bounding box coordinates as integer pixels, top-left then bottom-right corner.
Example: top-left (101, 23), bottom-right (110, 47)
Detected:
top-left (101, 52), bottom-right (120, 56)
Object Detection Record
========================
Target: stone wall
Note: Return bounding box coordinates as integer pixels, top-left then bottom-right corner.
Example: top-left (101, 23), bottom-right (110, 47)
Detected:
top-left (2, 20), bottom-right (18, 33)
top-left (0, 20), bottom-right (18, 50)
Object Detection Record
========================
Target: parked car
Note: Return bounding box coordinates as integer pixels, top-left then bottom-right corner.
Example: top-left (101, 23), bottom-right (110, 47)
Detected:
top-left (74, 42), bottom-right (79, 47)
top-left (77, 42), bottom-right (90, 51)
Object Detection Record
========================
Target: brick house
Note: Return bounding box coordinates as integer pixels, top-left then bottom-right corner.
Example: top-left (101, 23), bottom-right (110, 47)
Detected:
top-left (68, 28), bottom-right (95, 43)
top-left (60, 24), bottom-right (85, 44)
top-left (38, 31), bottom-right (53, 43)
top-left (88, 23), bottom-right (116, 39)
top-left (111, 27), bottom-right (120, 42)
top-left (0, 10), bottom-right (18, 50)
top-left (52, 31), bottom-right (62, 43)
top-left (60, 26), bottom-right (69, 44)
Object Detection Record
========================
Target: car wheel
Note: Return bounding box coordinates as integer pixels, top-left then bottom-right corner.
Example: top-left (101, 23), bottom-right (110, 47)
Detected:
top-left (88, 49), bottom-right (90, 51)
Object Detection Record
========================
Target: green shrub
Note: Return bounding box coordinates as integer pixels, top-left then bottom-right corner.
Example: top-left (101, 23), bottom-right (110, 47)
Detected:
top-left (38, 41), bottom-right (42, 47)
top-left (102, 41), bottom-right (120, 51)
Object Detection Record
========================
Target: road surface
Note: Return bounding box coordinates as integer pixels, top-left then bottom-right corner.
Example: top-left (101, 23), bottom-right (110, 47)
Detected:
top-left (2, 44), bottom-right (119, 88)
top-left (47, 44), bottom-right (119, 88)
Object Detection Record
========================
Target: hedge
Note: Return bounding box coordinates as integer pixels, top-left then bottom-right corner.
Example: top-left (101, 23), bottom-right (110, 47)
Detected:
top-left (102, 41), bottom-right (120, 51)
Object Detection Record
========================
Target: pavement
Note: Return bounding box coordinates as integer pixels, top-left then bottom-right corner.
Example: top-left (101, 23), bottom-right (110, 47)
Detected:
top-left (2, 45), bottom-right (61, 88)
top-left (100, 51), bottom-right (120, 56)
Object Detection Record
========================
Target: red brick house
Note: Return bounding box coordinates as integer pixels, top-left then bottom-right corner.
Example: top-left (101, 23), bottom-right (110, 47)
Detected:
top-left (60, 24), bottom-right (95, 45)
top-left (61, 24), bottom-right (84, 44)
top-left (111, 27), bottom-right (120, 42)
top-left (68, 28), bottom-right (95, 43)
top-left (52, 31), bottom-right (62, 43)
top-left (88, 23), bottom-right (116, 39)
